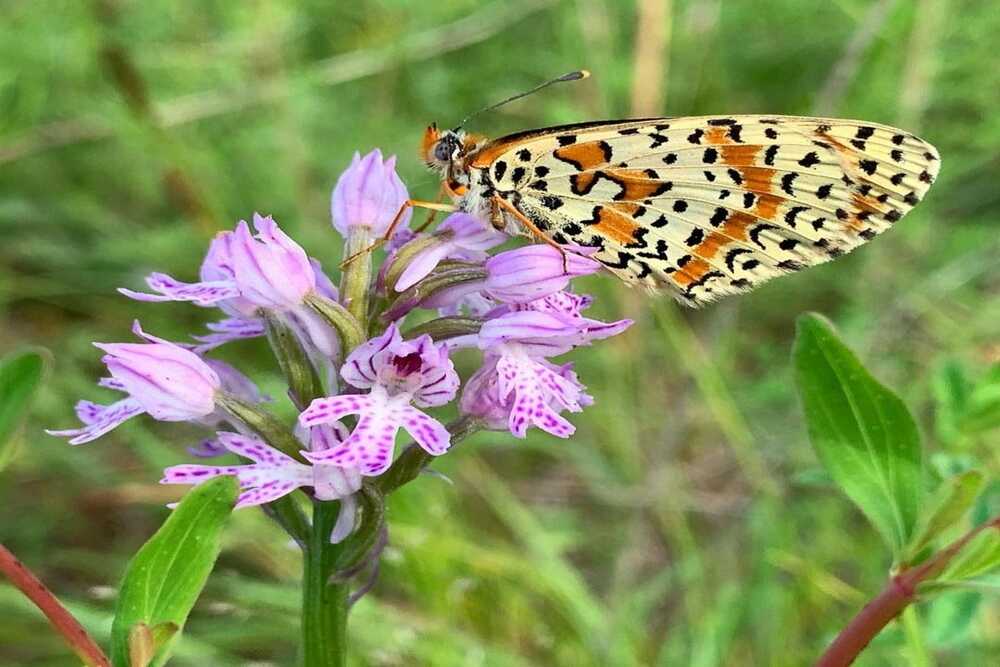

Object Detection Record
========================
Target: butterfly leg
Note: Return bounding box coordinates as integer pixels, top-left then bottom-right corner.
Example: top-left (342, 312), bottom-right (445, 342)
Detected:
top-left (412, 183), bottom-right (452, 234)
top-left (339, 199), bottom-right (459, 268)
top-left (491, 196), bottom-right (573, 271)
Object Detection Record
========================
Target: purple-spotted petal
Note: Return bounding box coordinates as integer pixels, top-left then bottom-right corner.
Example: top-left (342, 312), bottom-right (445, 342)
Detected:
top-left (299, 393), bottom-right (374, 427)
top-left (304, 408), bottom-right (400, 475)
top-left (46, 397), bottom-right (145, 445)
top-left (398, 405), bottom-right (450, 455)
top-left (340, 323), bottom-right (403, 390)
top-left (192, 316), bottom-right (266, 353)
top-left (186, 437), bottom-right (228, 458)
top-left (119, 272), bottom-right (240, 305)
top-left (162, 432), bottom-right (313, 508)
top-left (495, 353), bottom-right (584, 438)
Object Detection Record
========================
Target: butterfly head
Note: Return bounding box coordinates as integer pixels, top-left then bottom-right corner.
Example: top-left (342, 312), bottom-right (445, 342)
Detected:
top-left (422, 124), bottom-right (466, 170)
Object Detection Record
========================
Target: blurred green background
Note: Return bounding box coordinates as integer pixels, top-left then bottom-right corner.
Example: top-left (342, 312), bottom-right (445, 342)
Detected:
top-left (2, 0), bottom-right (998, 665)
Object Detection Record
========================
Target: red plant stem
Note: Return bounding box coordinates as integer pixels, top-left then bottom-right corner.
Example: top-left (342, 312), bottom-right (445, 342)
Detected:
top-left (0, 543), bottom-right (110, 667)
top-left (816, 516), bottom-right (1000, 667)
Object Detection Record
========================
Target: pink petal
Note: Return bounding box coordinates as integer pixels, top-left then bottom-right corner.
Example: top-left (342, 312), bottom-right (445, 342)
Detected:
top-left (217, 432), bottom-right (299, 466)
top-left (299, 394), bottom-right (374, 427)
top-left (303, 410), bottom-right (400, 476)
top-left (47, 398), bottom-right (145, 445)
top-left (118, 272), bottom-right (240, 305)
top-left (398, 405), bottom-right (451, 455)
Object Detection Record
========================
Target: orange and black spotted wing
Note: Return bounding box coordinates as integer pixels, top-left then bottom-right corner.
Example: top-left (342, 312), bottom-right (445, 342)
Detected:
top-left (467, 116), bottom-right (940, 306)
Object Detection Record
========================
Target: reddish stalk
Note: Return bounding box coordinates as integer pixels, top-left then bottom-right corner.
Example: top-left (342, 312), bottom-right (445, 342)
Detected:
top-left (816, 516), bottom-right (1000, 667)
top-left (0, 543), bottom-right (110, 667)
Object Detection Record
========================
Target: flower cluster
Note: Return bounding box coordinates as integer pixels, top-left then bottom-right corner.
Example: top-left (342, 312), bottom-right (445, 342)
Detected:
top-left (48, 148), bottom-right (631, 541)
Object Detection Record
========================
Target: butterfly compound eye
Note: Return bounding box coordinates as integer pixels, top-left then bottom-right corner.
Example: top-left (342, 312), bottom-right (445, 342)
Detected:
top-left (434, 134), bottom-right (459, 162)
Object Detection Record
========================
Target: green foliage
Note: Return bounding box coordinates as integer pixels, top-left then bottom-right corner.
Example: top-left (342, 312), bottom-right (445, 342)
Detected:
top-left (904, 470), bottom-right (984, 564)
top-left (0, 348), bottom-right (47, 467)
top-left (929, 530), bottom-right (1000, 593)
top-left (109, 477), bottom-right (238, 667)
top-left (793, 313), bottom-right (924, 559)
top-left (934, 360), bottom-right (1000, 446)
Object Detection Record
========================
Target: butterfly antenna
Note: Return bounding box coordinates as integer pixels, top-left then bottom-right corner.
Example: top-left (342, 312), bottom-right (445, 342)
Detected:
top-left (456, 70), bottom-right (590, 129)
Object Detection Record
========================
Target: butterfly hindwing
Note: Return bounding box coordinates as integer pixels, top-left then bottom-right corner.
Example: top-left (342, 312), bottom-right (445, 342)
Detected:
top-left (473, 115), bottom-right (939, 305)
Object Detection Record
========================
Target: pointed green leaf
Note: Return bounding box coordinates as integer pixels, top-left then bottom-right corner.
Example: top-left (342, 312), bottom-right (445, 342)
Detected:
top-left (934, 523), bottom-right (1000, 584)
top-left (904, 470), bottom-right (985, 564)
top-left (0, 349), bottom-right (48, 464)
top-left (110, 476), bottom-right (238, 667)
top-left (793, 313), bottom-right (924, 558)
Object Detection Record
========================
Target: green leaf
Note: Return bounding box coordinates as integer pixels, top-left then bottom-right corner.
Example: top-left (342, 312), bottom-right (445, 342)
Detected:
top-left (793, 313), bottom-right (924, 559)
top-left (0, 349), bottom-right (48, 465)
top-left (933, 523), bottom-right (1000, 584)
top-left (903, 470), bottom-right (985, 564)
top-left (110, 476), bottom-right (238, 667)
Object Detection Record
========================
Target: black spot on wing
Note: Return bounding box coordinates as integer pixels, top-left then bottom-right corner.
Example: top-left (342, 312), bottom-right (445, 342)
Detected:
top-left (709, 207), bottom-right (728, 227)
top-left (685, 228), bottom-right (704, 246)
top-left (540, 195), bottom-right (563, 210)
top-left (798, 152), bottom-right (820, 168)
top-left (725, 247), bottom-right (752, 272)
top-left (749, 224), bottom-right (779, 249)
top-left (858, 159), bottom-right (877, 176)
top-left (780, 173), bottom-right (798, 195)
top-left (764, 145), bottom-right (778, 166)
top-left (784, 205), bottom-right (807, 227)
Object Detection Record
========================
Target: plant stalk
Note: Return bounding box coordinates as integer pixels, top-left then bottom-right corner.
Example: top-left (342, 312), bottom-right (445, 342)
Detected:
top-left (0, 544), bottom-right (110, 667)
top-left (301, 501), bottom-right (349, 667)
top-left (816, 516), bottom-right (999, 666)
top-left (341, 227), bottom-right (373, 327)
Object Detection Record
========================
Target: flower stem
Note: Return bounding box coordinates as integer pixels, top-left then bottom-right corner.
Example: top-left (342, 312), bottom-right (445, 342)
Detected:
top-left (301, 501), bottom-right (349, 667)
top-left (341, 227), bottom-right (373, 327)
top-left (816, 515), bottom-right (999, 666)
top-left (0, 544), bottom-right (110, 667)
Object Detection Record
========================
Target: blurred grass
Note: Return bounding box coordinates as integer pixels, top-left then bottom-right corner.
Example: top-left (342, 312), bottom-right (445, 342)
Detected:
top-left (1, 0), bottom-right (998, 665)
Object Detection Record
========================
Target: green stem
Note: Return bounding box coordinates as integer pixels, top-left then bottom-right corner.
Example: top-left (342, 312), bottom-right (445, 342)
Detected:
top-left (263, 311), bottom-right (324, 407)
top-left (302, 501), bottom-right (349, 667)
top-left (341, 227), bottom-right (373, 327)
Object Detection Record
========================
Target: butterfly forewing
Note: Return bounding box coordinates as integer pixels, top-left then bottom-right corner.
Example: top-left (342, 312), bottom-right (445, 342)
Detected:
top-left (471, 116), bottom-right (939, 306)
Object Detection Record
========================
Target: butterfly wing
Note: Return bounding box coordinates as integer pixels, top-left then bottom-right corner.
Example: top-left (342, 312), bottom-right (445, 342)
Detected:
top-left (470, 116), bottom-right (939, 306)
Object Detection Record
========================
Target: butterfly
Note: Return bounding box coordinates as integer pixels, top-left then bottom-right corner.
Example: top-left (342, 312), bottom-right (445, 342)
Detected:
top-left (417, 74), bottom-right (940, 306)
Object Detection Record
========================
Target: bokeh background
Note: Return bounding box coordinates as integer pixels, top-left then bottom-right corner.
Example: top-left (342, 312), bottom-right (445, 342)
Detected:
top-left (2, 0), bottom-right (998, 665)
